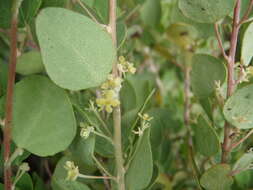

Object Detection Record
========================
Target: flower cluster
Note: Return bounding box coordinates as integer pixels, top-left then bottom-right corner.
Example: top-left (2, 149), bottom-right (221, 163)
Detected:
top-left (237, 66), bottom-right (253, 84)
top-left (117, 56), bottom-right (136, 74)
top-left (80, 122), bottom-right (94, 139)
top-left (64, 161), bottom-right (79, 181)
top-left (96, 75), bottom-right (122, 113)
top-left (133, 113), bottom-right (153, 136)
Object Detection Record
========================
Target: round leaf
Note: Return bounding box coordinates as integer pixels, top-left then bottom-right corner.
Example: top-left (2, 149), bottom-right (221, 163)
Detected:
top-left (179, 0), bottom-right (236, 23)
top-left (241, 22), bottom-right (253, 66)
top-left (36, 8), bottom-right (115, 90)
top-left (200, 164), bottom-right (233, 190)
top-left (193, 116), bottom-right (220, 157)
top-left (16, 51), bottom-right (44, 75)
top-left (224, 84), bottom-right (253, 129)
top-left (191, 54), bottom-right (226, 98)
top-left (233, 151), bottom-right (253, 172)
top-left (13, 75), bottom-right (76, 156)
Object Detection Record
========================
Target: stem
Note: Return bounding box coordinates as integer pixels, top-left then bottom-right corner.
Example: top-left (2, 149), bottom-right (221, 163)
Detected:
top-left (109, 0), bottom-right (125, 189)
top-left (92, 155), bottom-right (114, 177)
top-left (3, 1), bottom-right (23, 189)
top-left (221, 0), bottom-right (241, 163)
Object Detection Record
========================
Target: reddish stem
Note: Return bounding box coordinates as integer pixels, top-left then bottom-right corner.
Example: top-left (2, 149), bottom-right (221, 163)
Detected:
top-left (3, 2), bottom-right (20, 190)
top-left (221, 0), bottom-right (241, 163)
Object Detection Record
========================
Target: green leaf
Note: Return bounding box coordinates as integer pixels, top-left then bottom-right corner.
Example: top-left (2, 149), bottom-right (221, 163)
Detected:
top-left (16, 173), bottom-right (33, 190)
top-left (169, 0), bottom-right (215, 38)
top-left (19, 0), bottom-right (42, 27)
top-left (178, 0), bottom-right (236, 23)
top-left (36, 8), bottom-right (115, 90)
top-left (41, 0), bottom-right (67, 8)
top-left (0, 0), bottom-right (12, 28)
top-left (193, 116), bottom-right (220, 157)
top-left (241, 22), bottom-right (253, 66)
top-left (52, 156), bottom-right (91, 190)
top-left (13, 75), bottom-right (76, 156)
top-left (126, 129), bottom-right (153, 190)
top-left (0, 61), bottom-right (8, 96)
top-left (93, 0), bottom-right (109, 24)
top-left (191, 54), bottom-right (226, 98)
top-left (148, 108), bottom-right (170, 149)
top-left (224, 84), bottom-right (253, 129)
top-left (69, 134), bottom-right (95, 167)
top-left (16, 51), bottom-right (44, 75)
top-left (233, 151), bottom-right (253, 172)
top-left (117, 21), bottom-right (127, 49)
top-left (200, 164), bottom-right (234, 190)
top-left (140, 0), bottom-right (161, 27)
top-left (33, 173), bottom-right (48, 190)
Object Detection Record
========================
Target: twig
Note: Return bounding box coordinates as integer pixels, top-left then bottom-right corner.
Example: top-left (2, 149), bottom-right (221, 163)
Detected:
top-left (3, 1), bottom-right (23, 189)
top-left (92, 155), bottom-right (114, 178)
top-left (214, 23), bottom-right (229, 61)
top-left (238, 0), bottom-right (253, 26)
top-left (78, 174), bottom-right (116, 180)
top-left (109, 0), bottom-right (126, 189)
top-left (229, 129), bottom-right (253, 150)
top-left (221, 0), bottom-right (241, 163)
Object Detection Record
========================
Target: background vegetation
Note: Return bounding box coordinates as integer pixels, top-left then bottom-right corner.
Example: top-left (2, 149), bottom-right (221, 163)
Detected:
top-left (1, 0), bottom-right (253, 189)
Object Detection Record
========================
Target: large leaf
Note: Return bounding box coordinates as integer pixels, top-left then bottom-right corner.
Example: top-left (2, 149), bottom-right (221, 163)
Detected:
top-left (125, 129), bottom-right (153, 190)
top-left (16, 51), bottom-right (44, 75)
top-left (191, 54), bottom-right (226, 98)
top-left (200, 164), bottom-right (233, 190)
top-left (13, 75), bottom-right (76, 156)
top-left (192, 116), bottom-right (220, 157)
top-left (36, 8), bottom-right (115, 90)
top-left (178, 0), bottom-right (236, 23)
top-left (224, 84), bottom-right (253, 129)
top-left (241, 22), bottom-right (253, 66)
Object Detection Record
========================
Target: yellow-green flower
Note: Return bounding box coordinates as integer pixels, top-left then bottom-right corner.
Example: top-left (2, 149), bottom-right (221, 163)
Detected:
top-left (64, 161), bottom-right (79, 181)
top-left (96, 90), bottom-right (120, 113)
top-left (138, 113), bottom-right (153, 122)
top-left (118, 56), bottom-right (136, 74)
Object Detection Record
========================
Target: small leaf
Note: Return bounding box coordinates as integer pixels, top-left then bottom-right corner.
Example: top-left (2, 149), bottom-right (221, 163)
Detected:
top-left (192, 116), bottom-right (220, 157)
top-left (179, 0), bottom-right (236, 23)
top-left (16, 51), bottom-right (44, 75)
top-left (52, 157), bottom-right (91, 190)
top-left (233, 151), bottom-right (253, 172)
top-left (241, 22), bottom-right (253, 66)
top-left (224, 84), bottom-right (253, 129)
top-left (36, 8), bottom-right (115, 90)
top-left (126, 129), bottom-right (153, 190)
top-left (191, 54), bottom-right (226, 98)
top-left (140, 0), bottom-right (161, 27)
top-left (13, 75), bottom-right (76, 156)
top-left (200, 164), bottom-right (234, 190)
